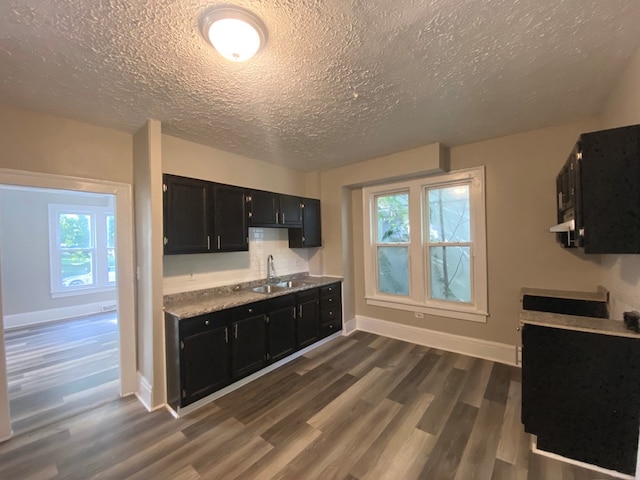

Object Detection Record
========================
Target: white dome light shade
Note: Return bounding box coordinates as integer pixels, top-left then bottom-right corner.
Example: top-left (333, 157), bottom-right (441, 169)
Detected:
top-left (200, 7), bottom-right (267, 62)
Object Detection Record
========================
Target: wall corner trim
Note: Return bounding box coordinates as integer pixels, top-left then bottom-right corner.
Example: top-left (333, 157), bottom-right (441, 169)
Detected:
top-left (355, 315), bottom-right (518, 366)
top-left (342, 318), bottom-right (357, 336)
top-left (135, 372), bottom-right (154, 412)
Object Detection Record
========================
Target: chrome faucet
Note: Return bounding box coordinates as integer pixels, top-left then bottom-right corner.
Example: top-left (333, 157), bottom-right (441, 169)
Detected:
top-left (267, 254), bottom-right (276, 283)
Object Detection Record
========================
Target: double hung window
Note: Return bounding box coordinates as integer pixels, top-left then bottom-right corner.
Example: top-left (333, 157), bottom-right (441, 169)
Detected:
top-left (363, 167), bottom-right (487, 322)
top-left (49, 204), bottom-right (116, 296)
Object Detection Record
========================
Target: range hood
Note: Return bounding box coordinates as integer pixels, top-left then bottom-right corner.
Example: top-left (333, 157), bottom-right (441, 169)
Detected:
top-left (549, 219), bottom-right (575, 233)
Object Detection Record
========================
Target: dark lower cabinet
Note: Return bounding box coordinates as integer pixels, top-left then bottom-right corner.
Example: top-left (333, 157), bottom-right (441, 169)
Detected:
top-left (165, 311), bottom-right (231, 409)
top-left (267, 295), bottom-right (297, 362)
top-left (522, 324), bottom-right (640, 475)
top-left (319, 282), bottom-right (342, 338)
top-left (231, 304), bottom-right (267, 379)
top-left (166, 281), bottom-right (342, 409)
top-left (296, 289), bottom-right (320, 348)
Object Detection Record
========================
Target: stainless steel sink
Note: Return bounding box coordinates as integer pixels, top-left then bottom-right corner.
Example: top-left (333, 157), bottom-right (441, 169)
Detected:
top-left (251, 284), bottom-right (288, 294)
top-left (251, 279), bottom-right (313, 294)
top-left (275, 280), bottom-right (312, 289)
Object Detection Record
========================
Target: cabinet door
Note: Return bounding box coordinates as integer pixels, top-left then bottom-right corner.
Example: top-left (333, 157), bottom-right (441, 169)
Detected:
top-left (232, 314), bottom-right (267, 379)
top-left (268, 306), bottom-right (296, 362)
top-left (279, 194), bottom-right (302, 226)
top-left (522, 324), bottom-right (640, 475)
top-left (181, 326), bottom-right (230, 405)
top-left (249, 190), bottom-right (279, 226)
top-left (297, 298), bottom-right (320, 348)
top-left (288, 197), bottom-right (321, 248)
top-left (213, 184), bottom-right (248, 252)
top-left (163, 174), bottom-right (211, 254)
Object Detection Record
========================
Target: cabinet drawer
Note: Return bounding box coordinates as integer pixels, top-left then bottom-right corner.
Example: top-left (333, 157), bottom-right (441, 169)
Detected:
top-left (230, 302), bottom-right (264, 321)
top-left (180, 311), bottom-right (228, 337)
top-left (320, 319), bottom-right (342, 337)
top-left (320, 294), bottom-right (339, 310)
top-left (268, 292), bottom-right (296, 311)
top-left (297, 288), bottom-right (319, 304)
top-left (320, 305), bottom-right (341, 323)
top-left (320, 283), bottom-right (340, 298)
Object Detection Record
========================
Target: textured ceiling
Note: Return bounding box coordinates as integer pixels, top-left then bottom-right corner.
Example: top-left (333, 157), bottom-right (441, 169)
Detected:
top-left (1, 1), bottom-right (639, 171)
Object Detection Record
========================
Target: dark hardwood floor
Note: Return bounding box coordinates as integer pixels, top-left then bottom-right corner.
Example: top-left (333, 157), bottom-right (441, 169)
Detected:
top-left (4, 312), bottom-right (120, 435)
top-left (0, 331), bottom-right (620, 479)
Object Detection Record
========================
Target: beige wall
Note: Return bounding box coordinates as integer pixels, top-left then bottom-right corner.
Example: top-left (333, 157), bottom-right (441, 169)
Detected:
top-left (597, 46), bottom-right (640, 319)
top-left (0, 103), bottom-right (132, 184)
top-left (334, 122), bottom-right (615, 346)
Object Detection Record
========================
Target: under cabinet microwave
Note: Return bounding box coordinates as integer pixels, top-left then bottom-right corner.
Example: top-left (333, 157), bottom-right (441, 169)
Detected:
top-left (549, 123), bottom-right (640, 254)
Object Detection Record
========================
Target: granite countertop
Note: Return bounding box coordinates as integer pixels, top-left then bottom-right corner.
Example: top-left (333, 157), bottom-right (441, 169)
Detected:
top-left (519, 310), bottom-right (640, 339)
top-left (520, 285), bottom-right (609, 302)
top-left (164, 273), bottom-right (343, 320)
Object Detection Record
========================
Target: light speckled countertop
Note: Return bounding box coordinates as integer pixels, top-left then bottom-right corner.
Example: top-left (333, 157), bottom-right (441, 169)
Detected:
top-left (164, 274), bottom-right (343, 320)
top-left (519, 310), bottom-right (640, 339)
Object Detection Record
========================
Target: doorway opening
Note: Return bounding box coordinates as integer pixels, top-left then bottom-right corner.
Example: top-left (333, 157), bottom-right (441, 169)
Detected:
top-left (0, 186), bottom-right (120, 435)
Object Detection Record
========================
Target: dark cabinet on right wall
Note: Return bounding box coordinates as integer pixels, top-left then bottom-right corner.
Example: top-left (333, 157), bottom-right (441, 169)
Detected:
top-left (552, 124), bottom-right (640, 253)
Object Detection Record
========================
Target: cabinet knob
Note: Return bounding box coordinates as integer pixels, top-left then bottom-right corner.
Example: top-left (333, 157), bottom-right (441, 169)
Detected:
top-left (329, 324), bottom-right (334, 330)
top-left (248, 308), bottom-right (253, 313)
top-left (205, 320), bottom-right (210, 326)
top-left (328, 287), bottom-right (333, 291)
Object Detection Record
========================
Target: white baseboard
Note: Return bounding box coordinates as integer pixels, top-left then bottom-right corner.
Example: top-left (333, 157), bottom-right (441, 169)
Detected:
top-left (3, 301), bottom-right (117, 330)
top-left (356, 315), bottom-right (518, 366)
top-left (135, 372), bottom-right (154, 412)
top-left (342, 317), bottom-right (357, 336)
top-left (532, 437), bottom-right (634, 480)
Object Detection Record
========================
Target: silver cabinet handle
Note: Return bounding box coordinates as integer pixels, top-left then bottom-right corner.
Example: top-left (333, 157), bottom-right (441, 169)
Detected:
top-left (234, 323), bottom-right (238, 339)
top-left (275, 212), bottom-right (278, 223)
top-left (298, 304), bottom-right (303, 317)
top-left (217, 235), bottom-right (221, 250)
top-left (292, 306), bottom-right (297, 319)
top-left (282, 213), bottom-right (285, 223)
top-left (207, 236), bottom-right (210, 250)
top-left (224, 327), bottom-right (228, 343)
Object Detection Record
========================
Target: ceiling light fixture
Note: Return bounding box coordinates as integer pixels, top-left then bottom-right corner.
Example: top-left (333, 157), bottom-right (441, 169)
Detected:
top-left (200, 6), bottom-right (267, 62)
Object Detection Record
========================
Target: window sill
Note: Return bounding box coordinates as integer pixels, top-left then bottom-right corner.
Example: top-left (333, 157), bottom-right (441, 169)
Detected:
top-left (51, 285), bottom-right (116, 299)
top-left (365, 296), bottom-right (488, 323)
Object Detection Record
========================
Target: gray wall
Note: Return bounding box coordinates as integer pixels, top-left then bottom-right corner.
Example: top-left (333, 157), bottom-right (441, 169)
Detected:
top-left (0, 186), bottom-right (116, 316)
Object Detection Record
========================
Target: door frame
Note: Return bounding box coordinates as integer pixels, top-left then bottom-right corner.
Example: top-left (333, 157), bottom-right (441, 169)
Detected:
top-left (0, 168), bottom-right (137, 441)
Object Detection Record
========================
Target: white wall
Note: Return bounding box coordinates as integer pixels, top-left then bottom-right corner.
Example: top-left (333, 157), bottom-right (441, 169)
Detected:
top-left (0, 187), bottom-right (116, 327)
top-left (597, 46), bottom-right (640, 320)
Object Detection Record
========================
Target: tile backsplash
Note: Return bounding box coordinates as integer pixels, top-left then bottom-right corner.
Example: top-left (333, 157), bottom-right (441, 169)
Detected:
top-left (163, 228), bottom-right (310, 294)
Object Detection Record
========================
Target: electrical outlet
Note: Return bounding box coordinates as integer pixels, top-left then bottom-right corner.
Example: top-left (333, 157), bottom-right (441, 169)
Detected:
top-left (414, 312), bottom-right (424, 318)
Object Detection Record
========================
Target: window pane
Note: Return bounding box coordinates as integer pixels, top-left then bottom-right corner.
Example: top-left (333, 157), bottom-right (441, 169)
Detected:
top-left (61, 251), bottom-right (94, 287)
top-left (59, 213), bottom-right (92, 248)
top-left (106, 215), bottom-right (115, 248)
top-left (376, 193), bottom-right (409, 243)
top-left (428, 185), bottom-right (470, 242)
top-left (377, 246), bottom-right (409, 296)
top-left (429, 246), bottom-right (471, 302)
top-left (107, 248), bottom-right (116, 283)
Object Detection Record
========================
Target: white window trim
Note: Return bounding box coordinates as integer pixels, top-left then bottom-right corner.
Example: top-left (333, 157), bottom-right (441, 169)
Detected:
top-left (48, 203), bottom-right (116, 298)
top-left (362, 167), bottom-right (488, 323)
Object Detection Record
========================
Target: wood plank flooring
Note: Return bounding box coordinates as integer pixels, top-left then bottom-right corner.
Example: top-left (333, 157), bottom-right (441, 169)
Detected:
top-left (4, 312), bottom-right (120, 435)
top-left (0, 331), bottom-right (621, 479)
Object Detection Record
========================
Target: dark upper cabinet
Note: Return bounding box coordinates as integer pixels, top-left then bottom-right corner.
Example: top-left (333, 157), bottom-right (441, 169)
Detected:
top-left (554, 124), bottom-right (640, 253)
top-left (279, 194), bottom-right (303, 226)
top-left (163, 174), bottom-right (249, 255)
top-left (231, 304), bottom-right (267, 379)
top-left (249, 190), bottom-right (302, 227)
top-left (213, 184), bottom-right (249, 252)
top-left (289, 197), bottom-right (321, 248)
top-left (163, 174), bottom-right (212, 254)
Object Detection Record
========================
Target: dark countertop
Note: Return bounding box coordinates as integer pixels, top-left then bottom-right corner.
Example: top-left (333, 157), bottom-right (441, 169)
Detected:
top-left (164, 273), bottom-right (342, 320)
